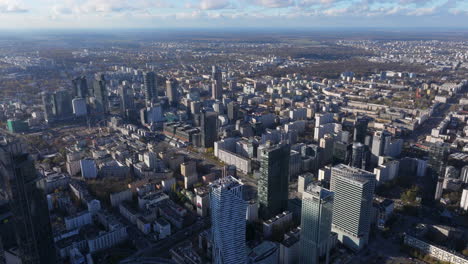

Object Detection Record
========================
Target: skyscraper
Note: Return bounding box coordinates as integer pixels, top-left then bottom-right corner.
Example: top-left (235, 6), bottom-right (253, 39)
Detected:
top-left (41, 92), bottom-right (55, 123)
top-left (212, 66), bottom-right (222, 100)
top-left (72, 76), bottom-right (88, 98)
top-left (200, 110), bottom-right (218, 148)
top-left (351, 142), bottom-right (368, 170)
top-left (0, 142), bottom-right (57, 264)
top-left (42, 90), bottom-right (73, 122)
top-left (210, 176), bottom-right (247, 264)
top-left (119, 84), bottom-right (135, 120)
top-left (300, 184), bottom-right (334, 264)
top-left (226, 101), bottom-right (239, 123)
top-left (93, 73), bottom-right (108, 115)
top-left (353, 117), bottom-right (368, 144)
top-left (427, 142), bottom-right (450, 179)
top-left (330, 164), bottom-right (375, 251)
top-left (258, 142), bottom-right (290, 219)
top-left (370, 130), bottom-right (391, 163)
top-left (53, 90), bottom-right (73, 119)
top-left (144, 71), bottom-right (157, 106)
top-left (166, 79), bottom-right (178, 106)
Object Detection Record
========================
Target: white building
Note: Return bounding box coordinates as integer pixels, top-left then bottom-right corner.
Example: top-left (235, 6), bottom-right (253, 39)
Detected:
top-left (461, 188), bottom-right (468, 211)
top-left (80, 159), bottom-right (98, 179)
top-left (65, 211), bottom-right (92, 231)
top-left (154, 218), bottom-right (171, 239)
top-left (87, 226), bottom-right (128, 253)
top-left (143, 152), bottom-right (158, 169)
top-left (330, 164), bottom-right (375, 252)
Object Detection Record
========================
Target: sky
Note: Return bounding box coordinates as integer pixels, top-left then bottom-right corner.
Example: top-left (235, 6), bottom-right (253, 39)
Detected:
top-left (0, 0), bottom-right (468, 29)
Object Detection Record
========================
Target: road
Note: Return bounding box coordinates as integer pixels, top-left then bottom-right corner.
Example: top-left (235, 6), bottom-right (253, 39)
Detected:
top-left (405, 103), bottom-right (451, 142)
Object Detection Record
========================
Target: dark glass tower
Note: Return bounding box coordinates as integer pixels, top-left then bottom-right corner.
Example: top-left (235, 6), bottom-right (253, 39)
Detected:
top-left (201, 111), bottom-right (218, 148)
top-left (93, 74), bottom-right (108, 115)
top-left (144, 71), bottom-right (157, 106)
top-left (53, 90), bottom-right (73, 119)
top-left (353, 117), bottom-right (368, 144)
top-left (119, 84), bottom-right (135, 120)
top-left (72, 76), bottom-right (88, 98)
top-left (0, 143), bottom-right (57, 264)
top-left (211, 66), bottom-right (222, 100)
top-left (258, 142), bottom-right (290, 219)
top-left (166, 79), bottom-right (178, 107)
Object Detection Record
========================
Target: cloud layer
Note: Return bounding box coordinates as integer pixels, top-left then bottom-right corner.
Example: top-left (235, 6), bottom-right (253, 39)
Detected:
top-left (1, 0), bottom-right (468, 28)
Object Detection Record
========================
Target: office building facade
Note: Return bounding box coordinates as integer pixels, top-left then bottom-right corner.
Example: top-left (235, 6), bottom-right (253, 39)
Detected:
top-left (330, 164), bottom-right (375, 251)
top-left (210, 176), bottom-right (247, 264)
top-left (300, 184), bottom-right (334, 264)
top-left (258, 142), bottom-right (290, 219)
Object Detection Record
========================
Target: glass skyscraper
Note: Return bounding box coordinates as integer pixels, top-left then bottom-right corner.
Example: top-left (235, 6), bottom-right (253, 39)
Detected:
top-left (210, 176), bottom-right (247, 264)
top-left (300, 184), bottom-right (334, 264)
top-left (258, 142), bottom-right (290, 219)
top-left (0, 142), bottom-right (57, 264)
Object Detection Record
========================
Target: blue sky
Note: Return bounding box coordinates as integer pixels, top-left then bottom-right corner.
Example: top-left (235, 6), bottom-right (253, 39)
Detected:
top-left (0, 0), bottom-right (467, 29)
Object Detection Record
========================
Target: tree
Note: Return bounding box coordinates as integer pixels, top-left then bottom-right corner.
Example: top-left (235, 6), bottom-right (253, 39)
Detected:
top-left (401, 186), bottom-right (419, 204)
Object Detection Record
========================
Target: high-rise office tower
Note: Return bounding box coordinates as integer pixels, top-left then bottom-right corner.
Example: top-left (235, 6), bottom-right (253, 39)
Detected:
top-left (300, 184), bottom-right (334, 264)
top-left (72, 76), bottom-right (88, 98)
top-left (0, 142), bottom-right (57, 264)
top-left (119, 84), bottom-right (135, 119)
top-left (227, 101), bottom-right (239, 123)
top-left (201, 110), bottom-right (218, 148)
top-left (93, 73), bottom-right (108, 115)
top-left (212, 66), bottom-right (222, 100)
top-left (353, 117), bottom-right (368, 144)
top-left (210, 176), bottom-right (247, 264)
top-left (166, 79), bottom-right (178, 106)
top-left (351, 142), bottom-right (368, 169)
top-left (461, 165), bottom-right (468, 183)
top-left (258, 142), bottom-right (290, 219)
top-left (319, 134), bottom-right (334, 166)
top-left (370, 130), bottom-right (391, 163)
top-left (427, 142), bottom-right (450, 179)
top-left (330, 164), bottom-right (375, 251)
top-left (41, 92), bottom-right (55, 123)
top-left (53, 90), bottom-right (73, 119)
top-left (144, 71), bottom-right (157, 106)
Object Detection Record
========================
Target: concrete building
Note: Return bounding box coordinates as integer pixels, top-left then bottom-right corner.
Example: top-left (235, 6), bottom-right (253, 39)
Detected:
top-left (80, 159), bottom-right (98, 179)
top-left (280, 236), bottom-right (300, 264)
top-left (461, 188), bottom-right (468, 211)
top-left (154, 218), bottom-right (171, 239)
top-left (330, 164), bottom-right (375, 251)
top-left (65, 211), bottom-right (92, 231)
top-left (297, 173), bottom-right (314, 195)
top-left (195, 187), bottom-right (210, 217)
top-left (248, 241), bottom-right (279, 264)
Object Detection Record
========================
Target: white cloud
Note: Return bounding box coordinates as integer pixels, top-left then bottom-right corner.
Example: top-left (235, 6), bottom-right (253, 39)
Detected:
top-left (0, 0), bottom-right (27, 13)
top-left (198, 0), bottom-right (231, 10)
top-left (253, 0), bottom-right (295, 8)
top-left (407, 6), bottom-right (436, 15)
